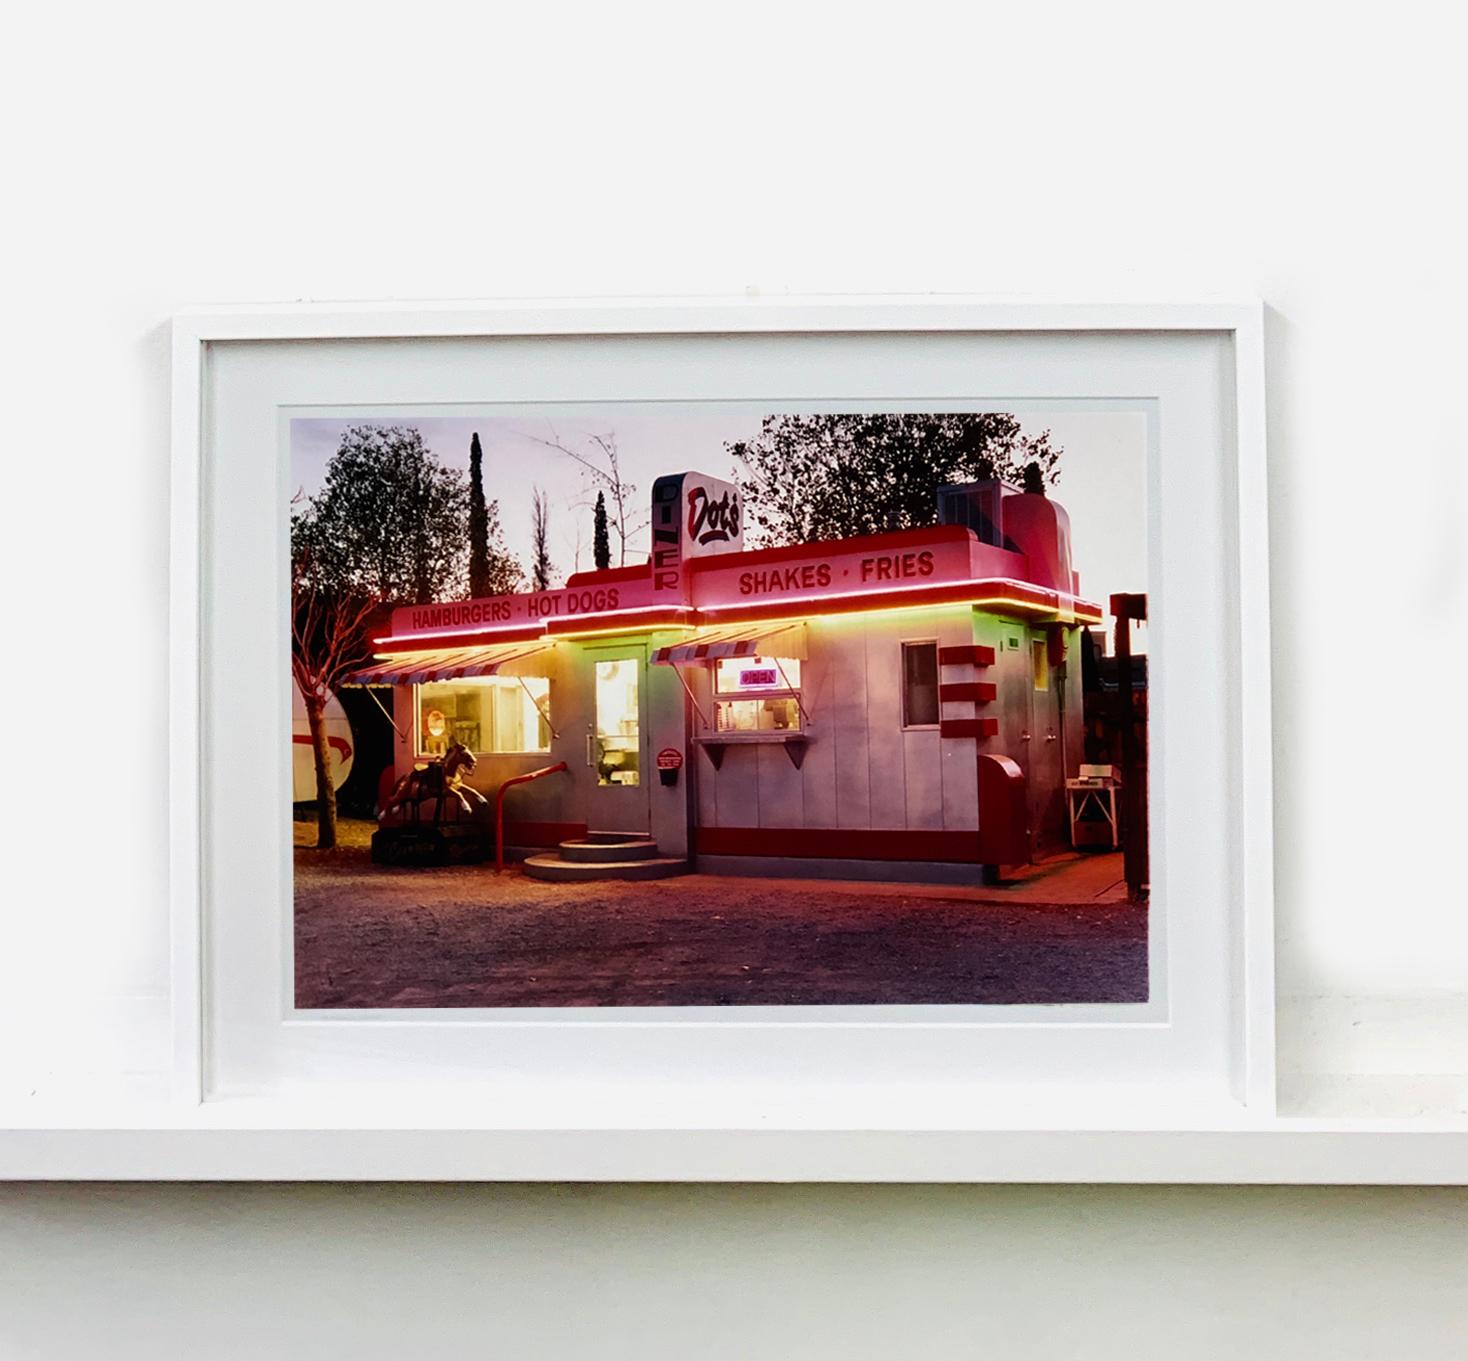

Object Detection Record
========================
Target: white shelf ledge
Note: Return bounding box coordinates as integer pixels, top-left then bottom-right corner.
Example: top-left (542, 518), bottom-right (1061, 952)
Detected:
top-left (1, 1121), bottom-right (1466, 1183)
top-left (3, 1073), bottom-right (1465, 1184)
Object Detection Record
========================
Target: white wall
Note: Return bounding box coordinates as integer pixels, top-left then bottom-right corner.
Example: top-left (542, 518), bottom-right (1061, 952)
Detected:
top-left (3, 1184), bottom-right (1467, 1359)
top-left (3, 0), bottom-right (1465, 1352)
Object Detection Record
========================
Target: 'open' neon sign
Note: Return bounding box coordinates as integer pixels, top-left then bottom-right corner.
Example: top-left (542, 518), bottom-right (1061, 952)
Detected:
top-left (737, 667), bottom-right (779, 688)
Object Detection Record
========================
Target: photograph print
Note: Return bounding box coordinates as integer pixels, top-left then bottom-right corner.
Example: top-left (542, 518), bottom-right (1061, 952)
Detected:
top-left (290, 405), bottom-right (1150, 1009)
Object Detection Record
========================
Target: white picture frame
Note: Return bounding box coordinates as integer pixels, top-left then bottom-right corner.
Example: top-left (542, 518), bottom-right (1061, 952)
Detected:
top-left (10, 296), bottom-right (1460, 1182)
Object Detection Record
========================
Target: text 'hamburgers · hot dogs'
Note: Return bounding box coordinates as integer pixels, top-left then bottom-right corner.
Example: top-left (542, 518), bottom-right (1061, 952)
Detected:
top-left (406, 588), bottom-right (624, 631)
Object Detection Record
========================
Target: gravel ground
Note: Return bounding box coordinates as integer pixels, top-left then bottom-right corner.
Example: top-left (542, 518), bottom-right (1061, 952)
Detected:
top-left (295, 824), bottom-right (1148, 1009)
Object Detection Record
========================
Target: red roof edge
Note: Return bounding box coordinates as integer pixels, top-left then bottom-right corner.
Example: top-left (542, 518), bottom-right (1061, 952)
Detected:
top-left (564, 563), bottom-right (652, 587)
top-left (373, 624), bottom-right (547, 654)
top-left (690, 523), bottom-right (978, 571)
top-left (547, 607), bottom-right (694, 637)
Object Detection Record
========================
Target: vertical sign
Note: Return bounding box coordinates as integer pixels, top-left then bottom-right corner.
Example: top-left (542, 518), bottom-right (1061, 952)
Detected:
top-left (650, 470), bottom-right (744, 599)
top-left (650, 473), bottom-right (683, 596)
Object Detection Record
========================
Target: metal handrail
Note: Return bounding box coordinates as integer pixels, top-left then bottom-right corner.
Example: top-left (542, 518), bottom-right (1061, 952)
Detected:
top-left (495, 761), bottom-right (569, 872)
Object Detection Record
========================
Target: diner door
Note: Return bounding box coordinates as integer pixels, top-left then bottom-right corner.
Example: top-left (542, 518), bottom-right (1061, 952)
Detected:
top-left (1026, 629), bottom-right (1068, 855)
top-left (587, 646), bottom-right (649, 833)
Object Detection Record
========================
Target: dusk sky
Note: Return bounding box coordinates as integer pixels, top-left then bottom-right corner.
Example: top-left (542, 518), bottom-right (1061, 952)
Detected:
top-left (290, 405), bottom-right (1147, 641)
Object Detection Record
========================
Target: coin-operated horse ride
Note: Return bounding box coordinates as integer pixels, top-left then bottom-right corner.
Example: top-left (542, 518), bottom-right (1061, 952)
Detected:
top-left (370, 742), bottom-right (492, 866)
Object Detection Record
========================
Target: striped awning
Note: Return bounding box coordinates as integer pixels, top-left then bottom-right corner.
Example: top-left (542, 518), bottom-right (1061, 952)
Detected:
top-left (652, 621), bottom-right (807, 666)
top-left (344, 641), bottom-right (552, 686)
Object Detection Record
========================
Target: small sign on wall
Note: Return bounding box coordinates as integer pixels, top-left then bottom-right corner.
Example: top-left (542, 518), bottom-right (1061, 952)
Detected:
top-left (656, 746), bottom-right (684, 787)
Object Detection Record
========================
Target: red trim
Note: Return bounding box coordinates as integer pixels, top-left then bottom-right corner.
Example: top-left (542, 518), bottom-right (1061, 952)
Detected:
top-left (695, 826), bottom-right (983, 864)
top-left (378, 581), bottom-right (1100, 653)
top-left (546, 608), bottom-right (694, 637)
top-left (503, 819), bottom-right (586, 848)
top-left (939, 644), bottom-right (996, 667)
top-left (291, 734), bottom-right (352, 759)
top-left (939, 681), bottom-right (997, 703)
top-left (940, 717), bottom-right (999, 739)
top-left (374, 625), bottom-right (545, 653)
top-left (564, 564), bottom-right (651, 587)
top-left (699, 580), bottom-right (1101, 626)
top-left (688, 523), bottom-right (978, 573)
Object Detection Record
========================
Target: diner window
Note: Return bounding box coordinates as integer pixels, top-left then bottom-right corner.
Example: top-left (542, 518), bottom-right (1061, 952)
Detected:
top-left (901, 641), bottom-right (940, 727)
top-left (416, 677), bottom-right (550, 756)
top-left (712, 655), bottom-right (803, 734)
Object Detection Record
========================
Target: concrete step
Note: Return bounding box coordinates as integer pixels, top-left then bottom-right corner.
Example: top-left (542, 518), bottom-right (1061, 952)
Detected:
top-left (521, 853), bottom-right (689, 883)
top-left (558, 837), bottom-right (660, 863)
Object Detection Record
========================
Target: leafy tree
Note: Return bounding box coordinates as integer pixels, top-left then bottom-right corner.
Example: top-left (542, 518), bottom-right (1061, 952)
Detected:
top-left (592, 490), bottom-right (611, 570)
top-left (293, 424), bottom-right (471, 603)
top-left (1022, 460), bottom-right (1047, 495)
top-left (729, 413), bottom-right (1062, 546)
top-left (289, 424), bottom-right (520, 845)
top-left (530, 487), bottom-right (553, 591)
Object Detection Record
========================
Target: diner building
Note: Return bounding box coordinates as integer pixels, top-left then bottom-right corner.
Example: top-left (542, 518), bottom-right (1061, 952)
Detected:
top-left (348, 470), bottom-right (1103, 880)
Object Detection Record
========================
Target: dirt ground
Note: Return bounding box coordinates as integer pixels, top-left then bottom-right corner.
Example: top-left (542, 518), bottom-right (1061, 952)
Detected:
top-left (294, 819), bottom-right (1147, 1009)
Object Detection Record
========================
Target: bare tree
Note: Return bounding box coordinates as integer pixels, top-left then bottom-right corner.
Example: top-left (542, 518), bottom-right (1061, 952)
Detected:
top-left (567, 516), bottom-right (587, 575)
top-left (528, 426), bottom-right (646, 566)
top-left (290, 542), bottom-right (380, 850)
top-left (530, 486), bottom-right (554, 591)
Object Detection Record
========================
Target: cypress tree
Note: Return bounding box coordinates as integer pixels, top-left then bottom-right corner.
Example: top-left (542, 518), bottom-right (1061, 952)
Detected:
top-left (592, 489), bottom-right (611, 570)
top-left (531, 488), bottom-right (553, 592)
top-left (468, 432), bottom-right (491, 596)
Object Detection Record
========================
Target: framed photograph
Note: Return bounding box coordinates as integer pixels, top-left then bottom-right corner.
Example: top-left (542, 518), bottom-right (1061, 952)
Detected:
top-left (64, 292), bottom-right (1391, 1182)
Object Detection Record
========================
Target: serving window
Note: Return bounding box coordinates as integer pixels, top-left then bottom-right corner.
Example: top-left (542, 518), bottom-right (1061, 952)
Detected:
top-left (712, 655), bottom-right (803, 734)
top-left (416, 677), bottom-right (551, 756)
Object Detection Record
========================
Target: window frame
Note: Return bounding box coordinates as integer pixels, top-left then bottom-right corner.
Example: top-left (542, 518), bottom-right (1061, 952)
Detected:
top-left (711, 655), bottom-right (802, 697)
top-left (592, 657), bottom-right (642, 787)
top-left (900, 638), bottom-right (942, 731)
top-left (1031, 638), bottom-right (1051, 693)
top-left (709, 655), bottom-right (805, 735)
top-left (412, 676), bottom-right (552, 758)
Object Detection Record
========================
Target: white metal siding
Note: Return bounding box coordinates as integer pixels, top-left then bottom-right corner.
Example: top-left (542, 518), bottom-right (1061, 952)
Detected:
top-left (693, 606), bottom-right (982, 833)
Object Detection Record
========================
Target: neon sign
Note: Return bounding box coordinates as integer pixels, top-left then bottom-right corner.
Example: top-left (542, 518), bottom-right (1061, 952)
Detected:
top-left (716, 657), bottom-right (801, 693)
top-left (738, 667), bottom-right (778, 688)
